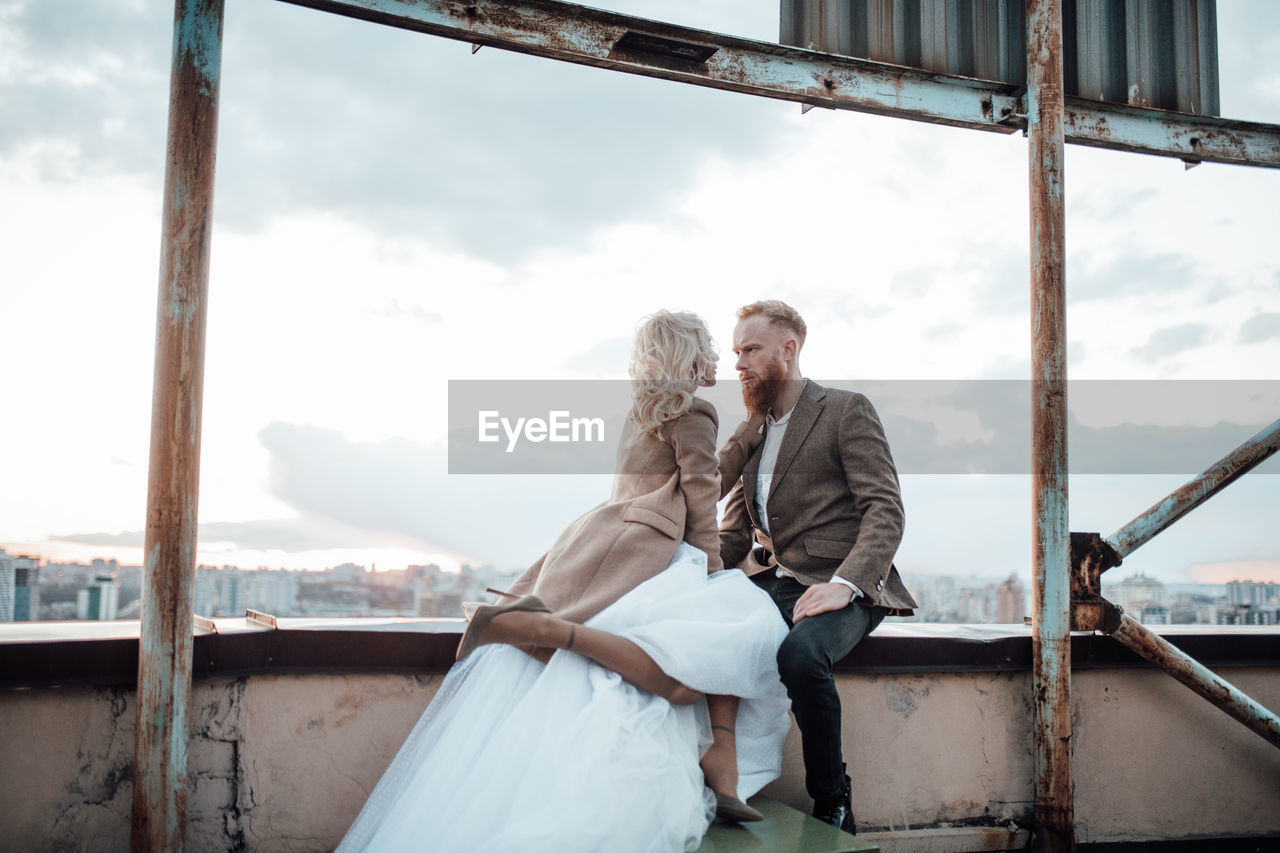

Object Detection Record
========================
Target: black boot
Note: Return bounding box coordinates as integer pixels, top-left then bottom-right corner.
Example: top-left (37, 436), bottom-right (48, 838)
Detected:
top-left (811, 772), bottom-right (855, 834)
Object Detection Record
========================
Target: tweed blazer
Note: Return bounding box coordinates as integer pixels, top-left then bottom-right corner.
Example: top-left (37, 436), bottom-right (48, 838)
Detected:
top-left (504, 396), bottom-right (763, 625)
top-left (719, 379), bottom-right (916, 614)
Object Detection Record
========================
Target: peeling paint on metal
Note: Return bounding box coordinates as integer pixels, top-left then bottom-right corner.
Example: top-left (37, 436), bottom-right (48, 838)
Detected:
top-left (174, 0), bottom-right (225, 97)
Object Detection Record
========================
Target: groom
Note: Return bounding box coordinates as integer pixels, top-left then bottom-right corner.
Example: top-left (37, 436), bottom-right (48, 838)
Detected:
top-left (719, 300), bottom-right (915, 834)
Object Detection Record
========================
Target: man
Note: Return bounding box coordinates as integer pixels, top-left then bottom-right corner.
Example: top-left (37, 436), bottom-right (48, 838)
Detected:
top-left (720, 300), bottom-right (915, 834)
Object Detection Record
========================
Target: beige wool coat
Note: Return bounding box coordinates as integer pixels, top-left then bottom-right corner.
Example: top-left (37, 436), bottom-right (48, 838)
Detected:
top-left (504, 395), bottom-right (762, 625)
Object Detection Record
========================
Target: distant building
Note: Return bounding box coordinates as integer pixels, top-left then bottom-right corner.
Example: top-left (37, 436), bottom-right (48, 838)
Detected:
top-left (1227, 580), bottom-right (1279, 608)
top-left (194, 567), bottom-right (217, 617)
top-left (12, 555), bottom-right (40, 621)
top-left (956, 586), bottom-right (996, 623)
top-left (192, 566), bottom-right (299, 618)
top-left (330, 563), bottom-right (366, 583)
top-left (1218, 604), bottom-right (1277, 626)
top-left (0, 550), bottom-right (14, 621)
top-left (1107, 573), bottom-right (1167, 621)
top-left (77, 574), bottom-right (120, 620)
top-left (996, 574), bottom-right (1026, 624)
top-left (242, 570), bottom-right (298, 616)
top-left (933, 576), bottom-right (958, 619)
top-left (1140, 605), bottom-right (1170, 625)
top-left (217, 571), bottom-right (244, 617)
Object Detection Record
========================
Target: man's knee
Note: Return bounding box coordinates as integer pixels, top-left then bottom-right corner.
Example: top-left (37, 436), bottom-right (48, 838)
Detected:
top-left (776, 630), bottom-right (829, 688)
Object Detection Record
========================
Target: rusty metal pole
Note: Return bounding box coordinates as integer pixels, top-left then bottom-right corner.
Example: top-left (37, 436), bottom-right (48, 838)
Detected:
top-left (1027, 0), bottom-right (1073, 850)
top-left (131, 1), bottom-right (224, 851)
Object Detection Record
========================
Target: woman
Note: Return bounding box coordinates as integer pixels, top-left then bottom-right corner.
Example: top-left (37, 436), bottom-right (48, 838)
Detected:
top-left (337, 311), bottom-right (790, 853)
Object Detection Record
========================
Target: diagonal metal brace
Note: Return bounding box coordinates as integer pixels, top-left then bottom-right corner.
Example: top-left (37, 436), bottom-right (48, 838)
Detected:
top-left (1097, 600), bottom-right (1280, 752)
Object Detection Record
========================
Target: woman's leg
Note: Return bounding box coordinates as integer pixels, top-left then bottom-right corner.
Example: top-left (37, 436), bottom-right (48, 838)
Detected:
top-left (701, 695), bottom-right (740, 798)
top-left (700, 695), bottom-right (764, 821)
top-left (468, 607), bottom-right (703, 705)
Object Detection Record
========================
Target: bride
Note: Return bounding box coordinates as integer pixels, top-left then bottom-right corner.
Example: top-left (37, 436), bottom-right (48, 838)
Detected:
top-left (336, 310), bottom-right (791, 853)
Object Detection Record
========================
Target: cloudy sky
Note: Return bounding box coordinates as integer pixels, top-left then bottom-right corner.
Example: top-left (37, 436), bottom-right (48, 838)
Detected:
top-left (2, 0), bottom-right (1278, 589)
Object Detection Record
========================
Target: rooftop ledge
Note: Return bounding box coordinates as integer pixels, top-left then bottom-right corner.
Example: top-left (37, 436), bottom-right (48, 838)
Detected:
top-left (2, 618), bottom-right (1277, 689)
top-left (3, 619), bottom-right (1278, 851)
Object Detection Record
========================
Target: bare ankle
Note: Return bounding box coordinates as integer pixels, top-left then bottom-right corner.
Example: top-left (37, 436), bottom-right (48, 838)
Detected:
top-left (701, 728), bottom-right (740, 795)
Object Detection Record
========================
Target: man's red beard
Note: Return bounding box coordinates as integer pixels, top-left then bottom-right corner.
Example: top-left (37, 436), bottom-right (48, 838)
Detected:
top-left (741, 358), bottom-right (787, 415)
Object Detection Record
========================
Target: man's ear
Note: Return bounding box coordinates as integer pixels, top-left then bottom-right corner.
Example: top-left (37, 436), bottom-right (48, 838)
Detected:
top-left (783, 338), bottom-right (798, 360)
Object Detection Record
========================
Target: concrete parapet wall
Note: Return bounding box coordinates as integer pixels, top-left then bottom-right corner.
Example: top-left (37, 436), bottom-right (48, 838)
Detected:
top-left (2, 662), bottom-right (1277, 850)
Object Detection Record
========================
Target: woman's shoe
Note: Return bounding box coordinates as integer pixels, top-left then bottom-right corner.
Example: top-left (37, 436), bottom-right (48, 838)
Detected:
top-left (714, 792), bottom-right (763, 823)
top-left (456, 594), bottom-right (552, 662)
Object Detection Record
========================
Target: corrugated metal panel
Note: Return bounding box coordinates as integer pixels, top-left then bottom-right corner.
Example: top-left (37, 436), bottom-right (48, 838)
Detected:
top-left (780, 0), bottom-right (1220, 116)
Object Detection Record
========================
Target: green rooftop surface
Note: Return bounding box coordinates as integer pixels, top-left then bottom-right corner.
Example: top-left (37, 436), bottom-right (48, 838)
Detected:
top-left (698, 796), bottom-right (878, 852)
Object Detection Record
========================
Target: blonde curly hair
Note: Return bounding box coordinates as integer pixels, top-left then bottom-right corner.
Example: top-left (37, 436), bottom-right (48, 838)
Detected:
top-left (628, 310), bottom-right (717, 437)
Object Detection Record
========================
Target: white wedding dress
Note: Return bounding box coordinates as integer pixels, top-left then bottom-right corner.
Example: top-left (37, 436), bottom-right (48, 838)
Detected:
top-left (335, 542), bottom-right (791, 853)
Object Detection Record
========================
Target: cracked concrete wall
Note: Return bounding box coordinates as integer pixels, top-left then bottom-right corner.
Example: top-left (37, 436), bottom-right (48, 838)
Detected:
top-left (760, 667), bottom-right (1280, 842)
top-left (236, 673), bottom-right (442, 852)
top-left (2, 667), bottom-right (1277, 850)
top-left (763, 671), bottom-right (1036, 832)
top-left (1073, 667), bottom-right (1280, 844)
top-left (0, 674), bottom-right (441, 853)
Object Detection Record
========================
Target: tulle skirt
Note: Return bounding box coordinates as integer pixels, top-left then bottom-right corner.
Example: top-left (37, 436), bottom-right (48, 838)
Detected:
top-left (336, 542), bottom-right (791, 853)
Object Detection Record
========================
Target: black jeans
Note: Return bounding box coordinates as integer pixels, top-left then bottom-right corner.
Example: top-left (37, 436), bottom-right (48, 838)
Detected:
top-left (753, 571), bottom-right (885, 804)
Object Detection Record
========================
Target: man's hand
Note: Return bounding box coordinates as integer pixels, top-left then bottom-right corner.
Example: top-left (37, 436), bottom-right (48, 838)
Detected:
top-left (793, 582), bottom-right (855, 623)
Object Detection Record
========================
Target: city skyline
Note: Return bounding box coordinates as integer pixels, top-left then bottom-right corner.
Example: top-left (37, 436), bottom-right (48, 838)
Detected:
top-left (11, 546), bottom-right (1274, 628)
top-left (2, 2), bottom-right (1278, 585)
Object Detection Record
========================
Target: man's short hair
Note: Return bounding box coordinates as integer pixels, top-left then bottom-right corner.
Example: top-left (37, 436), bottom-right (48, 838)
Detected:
top-left (737, 300), bottom-right (807, 348)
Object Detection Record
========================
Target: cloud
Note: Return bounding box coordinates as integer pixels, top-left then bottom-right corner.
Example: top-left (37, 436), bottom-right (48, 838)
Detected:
top-left (970, 247), bottom-right (1028, 316)
top-left (375, 300), bottom-right (442, 324)
top-left (0, 2), bottom-right (168, 179)
top-left (922, 322), bottom-right (963, 341)
top-left (1069, 339), bottom-right (1086, 366)
top-left (1071, 186), bottom-right (1158, 223)
top-left (563, 336), bottom-right (632, 377)
top-left (1, 0), bottom-right (798, 262)
top-left (971, 249), bottom-right (1205, 317)
top-left (891, 267), bottom-right (936, 298)
top-left (54, 517), bottom-right (390, 553)
top-left (1071, 251), bottom-right (1199, 302)
top-left (1239, 312), bottom-right (1280, 344)
top-left (58, 425), bottom-right (608, 569)
top-left (1130, 323), bottom-right (1210, 363)
top-left (256, 422), bottom-right (610, 568)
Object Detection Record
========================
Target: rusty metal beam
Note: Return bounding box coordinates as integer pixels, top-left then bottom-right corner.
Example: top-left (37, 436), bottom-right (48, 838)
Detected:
top-left (1101, 603), bottom-right (1280, 751)
top-left (279, 0), bottom-right (1280, 168)
top-left (1104, 418), bottom-right (1280, 561)
top-left (1064, 96), bottom-right (1280, 168)
top-left (1027, 0), bottom-right (1074, 851)
top-left (279, 0), bottom-right (1022, 133)
top-left (132, 0), bottom-right (225, 850)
